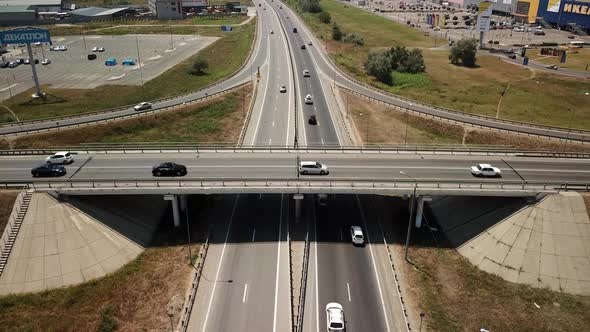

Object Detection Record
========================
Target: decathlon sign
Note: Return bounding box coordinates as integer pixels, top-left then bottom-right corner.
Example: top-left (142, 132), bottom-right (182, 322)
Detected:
top-left (0, 28), bottom-right (51, 45)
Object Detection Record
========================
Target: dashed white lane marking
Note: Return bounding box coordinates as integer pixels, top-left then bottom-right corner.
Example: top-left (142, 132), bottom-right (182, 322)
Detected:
top-left (242, 283), bottom-right (248, 303)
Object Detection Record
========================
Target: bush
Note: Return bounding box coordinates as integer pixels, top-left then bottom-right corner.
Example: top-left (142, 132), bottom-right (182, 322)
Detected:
top-left (388, 46), bottom-right (425, 73)
top-left (98, 307), bottom-right (118, 332)
top-left (332, 23), bottom-right (344, 41)
top-left (299, 0), bottom-right (321, 13)
top-left (343, 32), bottom-right (364, 46)
top-left (365, 51), bottom-right (393, 85)
top-left (449, 38), bottom-right (478, 67)
top-left (318, 11), bottom-right (331, 24)
top-left (191, 58), bottom-right (208, 75)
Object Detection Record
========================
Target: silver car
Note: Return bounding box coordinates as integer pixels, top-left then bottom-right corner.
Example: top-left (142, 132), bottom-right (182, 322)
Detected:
top-left (299, 161), bottom-right (329, 175)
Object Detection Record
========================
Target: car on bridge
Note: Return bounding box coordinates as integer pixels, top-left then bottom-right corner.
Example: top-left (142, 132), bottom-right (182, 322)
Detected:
top-left (152, 162), bottom-right (187, 177)
top-left (46, 151), bottom-right (74, 165)
top-left (299, 161), bottom-right (329, 175)
top-left (134, 102), bottom-right (152, 111)
top-left (31, 164), bottom-right (67, 178)
top-left (350, 226), bottom-right (364, 246)
top-left (471, 163), bottom-right (501, 177)
top-left (326, 302), bottom-right (345, 331)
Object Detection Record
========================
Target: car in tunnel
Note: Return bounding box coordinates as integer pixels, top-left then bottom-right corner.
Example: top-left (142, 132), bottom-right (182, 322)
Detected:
top-left (152, 162), bottom-right (187, 177)
top-left (31, 164), bottom-right (67, 177)
top-left (350, 226), bottom-right (364, 246)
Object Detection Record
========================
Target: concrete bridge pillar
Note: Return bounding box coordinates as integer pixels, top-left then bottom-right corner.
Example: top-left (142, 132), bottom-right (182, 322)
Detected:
top-left (180, 195), bottom-right (187, 213)
top-left (164, 194), bottom-right (180, 227)
top-left (414, 196), bottom-right (432, 228)
top-left (294, 194), bottom-right (304, 220)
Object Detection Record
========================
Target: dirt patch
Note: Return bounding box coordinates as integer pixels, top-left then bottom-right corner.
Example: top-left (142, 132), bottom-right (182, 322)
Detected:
top-left (0, 244), bottom-right (200, 331)
top-left (0, 139), bottom-right (9, 150)
top-left (344, 91), bottom-right (463, 144)
top-left (0, 191), bottom-right (19, 236)
top-left (583, 194), bottom-right (590, 219)
top-left (405, 246), bottom-right (590, 331)
top-left (11, 83), bottom-right (252, 148)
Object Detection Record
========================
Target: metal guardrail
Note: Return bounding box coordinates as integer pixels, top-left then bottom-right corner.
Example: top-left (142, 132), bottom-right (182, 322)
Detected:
top-left (0, 82), bottom-right (249, 137)
top-left (2, 144), bottom-right (590, 158)
top-left (295, 231), bottom-right (310, 332)
top-left (2, 178), bottom-right (589, 193)
top-left (237, 80), bottom-right (258, 146)
top-left (0, 16), bottom-right (260, 134)
top-left (179, 235), bottom-right (210, 332)
top-left (0, 191), bottom-right (25, 257)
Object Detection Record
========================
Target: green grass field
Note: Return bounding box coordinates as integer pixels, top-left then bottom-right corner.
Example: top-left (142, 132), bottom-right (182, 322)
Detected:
top-left (1, 20), bottom-right (255, 123)
top-left (12, 85), bottom-right (250, 148)
top-left (285, 0), bottom-right (590, 129)
top-left (533, 48), bottom-right (590, 72)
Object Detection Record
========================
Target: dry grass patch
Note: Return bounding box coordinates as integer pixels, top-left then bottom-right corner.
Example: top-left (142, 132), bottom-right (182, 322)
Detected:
top-left (11, 84), bottom-right (252, 148)
top-left (583, 194), bottom-right (590, 219)
top-left (0, 245), bottom-right (198, 331)
top-left (0, 139), bottom-right (9, 149)
top-left (406, 247), bottom-right (590, 331)
top-left (465, 130), bottom-right (590, 153)
top-left (344, 90), bottom-right (465, 144)
top-left (533, 48), bottom-right (590, 72)
top-left (0, 191), bottom-right (19, 236)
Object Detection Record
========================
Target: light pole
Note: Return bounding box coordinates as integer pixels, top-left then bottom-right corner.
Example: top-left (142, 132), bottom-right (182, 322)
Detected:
top-left (404, 110), bottom-right (409, 144)
top-left (400, 170), bottom-right (417, 261)
top-left (135, 36), bottom-right (144, 87)
top-left (184, 196), bottom-right (192, 266)
top-left (5, 77), bottom-right (12, 99)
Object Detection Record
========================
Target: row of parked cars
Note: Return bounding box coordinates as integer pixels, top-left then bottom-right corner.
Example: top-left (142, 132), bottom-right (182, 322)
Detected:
top-left (0, 58), bottom-right (51, 68)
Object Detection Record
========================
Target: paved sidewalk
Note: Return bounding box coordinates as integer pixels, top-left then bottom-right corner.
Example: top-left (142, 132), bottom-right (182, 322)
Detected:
top-left (458, 193), bottom-right (590, 295)
top-left (0, 193), bottom-right (166, 295)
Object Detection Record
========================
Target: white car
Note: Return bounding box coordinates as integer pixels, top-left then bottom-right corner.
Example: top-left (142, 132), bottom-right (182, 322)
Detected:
top-left (304, 94), bottom-right (313, 104)
top-left (470, 163), bottom-right (502, 177)
top-left (279, 85), bottom-right (287, 93)
top-left (46, 151), bottom-right (74, 165)
top-left (326, 303), bottom-right (345, 332)
top-left (350, 226), bottom-right (364, 245)
top-left (92, 46), bottom-right (99, 52)
top-left (41, 59), bottom-right (51, 65)
top-left (133, 102), bottom-right (152, 111)
top-left (299, 161), bottom-right (329, 175)
top-left (513, 26), bottom-right (525, 32)
top-left (97, 47), bottom-right (105, 52)
top-left (303, 69), bottom-right (310, 77)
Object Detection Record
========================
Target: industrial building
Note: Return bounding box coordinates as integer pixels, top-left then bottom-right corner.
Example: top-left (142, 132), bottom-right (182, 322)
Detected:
top-left (0, 0), bottom-right (62, 12)
top-left (69, 6), bottom-right (135, 22)
top-left (148, 0), bottom-right (184, 19)
top-left (0, 5), bottom-right (37, 26)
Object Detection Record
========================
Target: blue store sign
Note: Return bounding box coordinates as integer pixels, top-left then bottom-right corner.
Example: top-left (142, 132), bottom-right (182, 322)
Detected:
top-left (0, 28), bottom-right (51, 45)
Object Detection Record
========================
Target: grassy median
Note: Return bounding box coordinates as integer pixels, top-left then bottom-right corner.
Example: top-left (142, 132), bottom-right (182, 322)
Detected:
top-left (286, 0), bottom-right (590, 129)
top-left (2, 19), bottom-right (255, 123)
top-left (11, 84), bottom-right (251, 148)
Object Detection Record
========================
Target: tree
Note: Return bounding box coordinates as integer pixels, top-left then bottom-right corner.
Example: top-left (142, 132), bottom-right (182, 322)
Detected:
top-left (318, 11), bottom-right (331, 24)
top-left (332, 23), bottom-right (344, 41)
top-left (365, 51), bottom-right (393, 85)
top-left (398, 48), bottom-right (425, 73)
top-left (449, 38), bottom-right (478, 67)
top-left (343, 32), bottom-right (364, 46)
top-left (300, 0), bottom-right (321, 13)
top-left (192, 58), bottom-right (209, 75)
top-left (388, 46), bottom-right (409, 71)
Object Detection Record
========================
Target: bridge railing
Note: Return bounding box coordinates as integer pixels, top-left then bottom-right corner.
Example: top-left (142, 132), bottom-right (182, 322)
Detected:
top-left (1, 177), bottom-right (588, 193)
top-left (1, 144), bottom-right (590, 158)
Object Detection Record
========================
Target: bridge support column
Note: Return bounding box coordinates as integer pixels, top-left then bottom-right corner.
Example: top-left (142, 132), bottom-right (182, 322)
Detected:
top-left (163, 194), bottom-right (180, 227)
top-left (414, 196), bottom-right (432, 228)
top-left (180, 195), bottom-right (187, 213)
top-left (294, 194), bottom-right (304, 220)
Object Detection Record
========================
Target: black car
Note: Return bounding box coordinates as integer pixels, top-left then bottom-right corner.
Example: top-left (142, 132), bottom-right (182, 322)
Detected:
top-left (293, 27), bottom-right (298, 33)
top-left (301, 44), bottom-right (306, 50)
top-left (308, 115), bottom-right (317, 125)
top-left (31, 164), bottom-right (66, 177)
top-left (152, 162), bottom-right (187, 177)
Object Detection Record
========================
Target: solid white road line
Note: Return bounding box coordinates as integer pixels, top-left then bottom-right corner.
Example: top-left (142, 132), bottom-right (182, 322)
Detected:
top-left (243, 283), bottom-right (249, 303)
top-left (339, 228), bottom-right (343, 241)
top-left (272, 194), bottom-right (284, 332)
top-left (356, 195), bottom-right (392, 332)
top-left (252, 228), bottom-right (256, 242)
top-left (347, 282), bottom-right (351, 302)
top-left (314, 205), bottom-right (320, 332)
top-left (201, 195), bottom-right (240, 332)
top-left (251, 35), bottom-right (272, 143)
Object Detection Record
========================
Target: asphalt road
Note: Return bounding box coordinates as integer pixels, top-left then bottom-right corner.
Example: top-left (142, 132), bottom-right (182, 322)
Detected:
top-left (2, 152), bottom-right (589, 185)
top-left (187, 193), bottom-right (291, 332)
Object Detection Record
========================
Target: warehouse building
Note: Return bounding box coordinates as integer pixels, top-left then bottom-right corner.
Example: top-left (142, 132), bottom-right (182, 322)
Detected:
top-left (0, 5), bottom-right (37, 26)
top-left (69, 6), bottom-right (135, 22)
top-left (0, 0), bottom-right (62, 12)
top-left (537, 0), bottom-right (590, 32)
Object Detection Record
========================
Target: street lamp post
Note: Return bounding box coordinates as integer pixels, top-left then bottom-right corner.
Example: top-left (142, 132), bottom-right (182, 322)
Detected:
top-left (184, 196), bottom-right (192, 266)
top-left (5, 77), bottom-right (12, 99)
top-left (400, 170), bottom-right (417, 261)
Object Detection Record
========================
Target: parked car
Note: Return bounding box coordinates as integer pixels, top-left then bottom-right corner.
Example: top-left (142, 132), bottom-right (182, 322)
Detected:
top-left (31, 164), bottom-right (67, 178)
top-left (46, 151), bottom-right (74, 164)
top-left (0, 61), bottom-right (7, 68)
top-left (299, 161), bottom-right (329, 175)
top-left (350, 226), bottom-right (364, 245)
top-left (104, 57), bottom-right (116, 65)
top-left (8, 61), bottom-right (18, 68)
top-left (470, 163), bottom-right (501, 177)
top-left (152, 162), bottom-right (187, 177)
top-left (513, 26), bottom-right (525, 32)
top-left (23, 59), bottom-right (30, 65)
top-left (133, 102), bottom-right (152, 111)
top-left (279, 85), bottom-right (287, 93)
top-left (92, 46), bottom-right (99, 52)
top-left (122, 58), bottom-right (136, 66)
top-left (41, 59), bottom-right (51, 65)
top-left (97, 47), bottom-right (105, 52)
top-left (304, 94), bottom-right (313, 104)
top-left (308, 115), bottom-right (317, 125)
top-left (534, 28), bottom-right (545, 35)
top-left (325, 303), bottom-right (345, 332)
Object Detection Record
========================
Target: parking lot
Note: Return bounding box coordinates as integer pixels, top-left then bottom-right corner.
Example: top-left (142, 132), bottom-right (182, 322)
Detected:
top-left (0, 34), bottom-right (218, 101)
